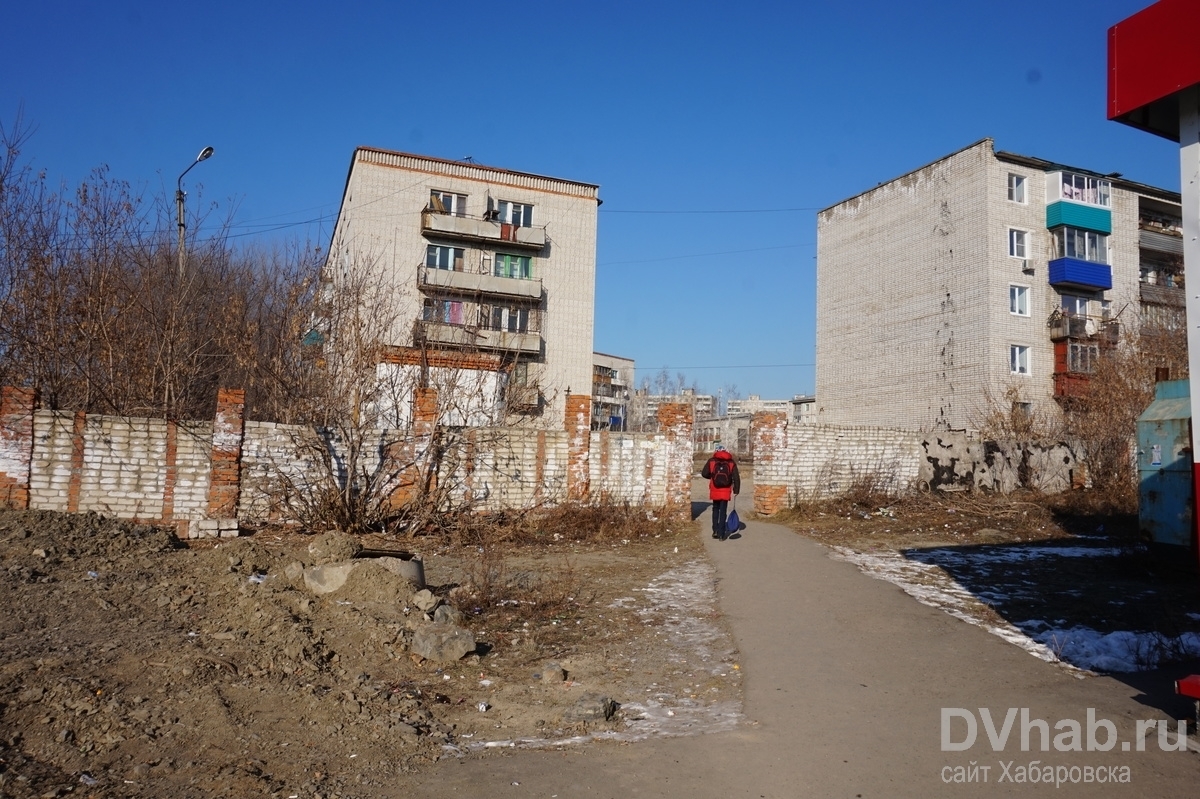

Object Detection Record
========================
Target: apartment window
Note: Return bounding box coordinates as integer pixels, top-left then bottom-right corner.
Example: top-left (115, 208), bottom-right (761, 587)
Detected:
top-left (1009, 284), bottom-right (1029, 316)
top-left (429, 190), bottom-right (467, 217)
top-left (1010, 345), bottom-right (1030, 375)
top-left (422, 298), bottom-right (464, 324)
top-left (1007, 174), bottom-right (1026, 203)
top-left (1068, 342), bottom-right (1100, 373)
top-left (494, 252), bottom-right (532, 279)
top-left (426, 244), bottom-right (465, 271)
top-left (497, 200), bottom-right (533, 227)
top-left (480, 303), bottom-right (531, 333)
top-left (1059, 173), bottom-right (1110, 207)
top-left (1008, 229), bottom-right (1027, 259)
top-left (1052, 227), bottom-right (1108, 264)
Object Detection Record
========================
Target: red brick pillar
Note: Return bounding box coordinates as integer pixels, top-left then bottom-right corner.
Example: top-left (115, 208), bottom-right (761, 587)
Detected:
top-left (565, 394), bottom-right (592, 501)
top-left (207, 389), bottom-right (246, 522)
top-left (752, 410), bottom-right (789, 516)
top-left (0, 387), bottom-right (37, 509)
top-left (66, 410), bottom-right (86, 513)
top-left (657, 402), bottom-right (694, 516)
top-left (386, 387), bottom-right (439, 510)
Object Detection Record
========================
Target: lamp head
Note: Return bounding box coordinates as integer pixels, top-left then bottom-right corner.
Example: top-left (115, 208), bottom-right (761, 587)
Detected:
top-left (197, 146), bottom-right (214, 162)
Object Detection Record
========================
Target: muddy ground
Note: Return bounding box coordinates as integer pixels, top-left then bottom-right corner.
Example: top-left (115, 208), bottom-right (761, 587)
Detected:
top-left (0, 509), bottom-right (741, 799)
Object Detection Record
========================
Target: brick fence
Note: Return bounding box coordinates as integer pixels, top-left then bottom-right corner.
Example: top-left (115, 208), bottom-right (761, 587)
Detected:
top-left (0, 388), bottom-right (695, 537)
top-left (749, 411), bottom-right (1083, 516)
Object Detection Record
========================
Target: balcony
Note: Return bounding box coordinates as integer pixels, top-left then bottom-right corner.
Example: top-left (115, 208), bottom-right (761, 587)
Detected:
top-left (1053, 372), bottom-right (1091, 400)
top-left (418, 265), bottom-right (542, 300)
top-left (422, 210), bottom-right (547, 250)
top-left (1047, 313), bottom-right (1120, 344)
top-left (506, 383), bottom-right (542, 412)
top-left (415, 320), bottom-right (542, 355)
top-left (1046, 202), bottom-right (1112, 234)
top-left (1048, 257), bottom-right (1112, 291)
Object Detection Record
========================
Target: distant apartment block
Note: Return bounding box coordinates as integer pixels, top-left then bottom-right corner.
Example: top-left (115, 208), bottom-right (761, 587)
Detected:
top-left (591, 352), bottom-right (634, 430)
top-left (816, 138), bottom-right (1182, 431)
top-left (726, 394), bottom-right (793, 416)
top-left (631, 388), bottom-right (714, 430)
top-left (325, 147), bottom-right (600, 427)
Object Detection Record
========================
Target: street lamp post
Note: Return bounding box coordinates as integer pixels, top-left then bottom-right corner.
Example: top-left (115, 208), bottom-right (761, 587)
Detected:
top-left (176, 146), bottom-right (214, 280)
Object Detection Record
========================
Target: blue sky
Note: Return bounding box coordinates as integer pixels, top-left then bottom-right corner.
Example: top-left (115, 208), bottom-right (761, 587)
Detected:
top-left (1, 0), bottom-right (1180, 400)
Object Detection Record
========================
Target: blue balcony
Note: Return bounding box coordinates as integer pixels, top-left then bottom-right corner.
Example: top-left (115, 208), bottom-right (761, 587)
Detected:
top-left (1046, 201), bottom-right (1111, 234)
top-left (1048, 257), bottom-right (1112, 291)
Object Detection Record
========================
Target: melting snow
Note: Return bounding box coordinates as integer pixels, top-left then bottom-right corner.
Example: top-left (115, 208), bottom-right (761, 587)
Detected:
top-left (831, 545), bottom-right (1200, 673)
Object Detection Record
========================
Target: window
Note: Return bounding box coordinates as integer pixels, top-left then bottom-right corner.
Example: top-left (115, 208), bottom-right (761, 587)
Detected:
top-left (497, 200), bottom-right (533, 227)
top-left (1068, 342), bottom-right (1099, 373)
top-left (426, 244), bottom-right (465, 271)
top-left (1007, 174), bottom-right (1026, 203)
top-left (1060, 294), bottom-right (1090, 317)
top-left (1059, 173), bottom-right (1110, 207)
top-left (494, 253), bottom-right (532, 279)
top-left (480, 303), bottom-right (531, 333)
top-left (1008, 229), bottom-right (1027, 259)
top-left (1009, 284), bottom-right (1029, 316)
top-left (1010, 345), bottom-right (1030, 375)
top-left (429, 190), bottom-right (467, 217)
top-left (1052, 227), bottom-right (1108, 264)
top-left (422, 298), bottom-right (464, 324)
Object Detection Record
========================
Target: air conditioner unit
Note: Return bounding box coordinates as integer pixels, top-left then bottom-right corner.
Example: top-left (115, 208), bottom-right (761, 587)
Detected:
top-left (1021, 260), bottom-right (1035, 275)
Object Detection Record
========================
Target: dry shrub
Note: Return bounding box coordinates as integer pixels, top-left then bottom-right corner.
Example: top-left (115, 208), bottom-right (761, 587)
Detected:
top-left (456, 549), bottom-right (585, 628)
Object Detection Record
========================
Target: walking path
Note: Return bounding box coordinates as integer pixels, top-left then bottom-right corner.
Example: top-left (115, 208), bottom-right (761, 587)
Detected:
top-left (396, 492), bottom-right (1200, 797)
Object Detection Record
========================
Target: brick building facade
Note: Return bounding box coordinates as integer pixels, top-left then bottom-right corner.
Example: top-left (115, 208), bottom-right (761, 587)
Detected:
top-left (816, 138), bottom-right (1183, 431)
top-left (325, 148), bottom-right (600, 429)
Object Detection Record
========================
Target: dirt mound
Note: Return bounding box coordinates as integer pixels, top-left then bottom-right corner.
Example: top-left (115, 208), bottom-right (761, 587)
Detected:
top-left (0, 509), bottom-right (180, 561)
top-left (0, 509), bottom-right (731, 798)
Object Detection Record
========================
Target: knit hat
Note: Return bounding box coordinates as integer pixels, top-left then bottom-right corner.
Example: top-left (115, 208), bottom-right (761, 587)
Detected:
top-left (714, 444), bottom-right (726, 452)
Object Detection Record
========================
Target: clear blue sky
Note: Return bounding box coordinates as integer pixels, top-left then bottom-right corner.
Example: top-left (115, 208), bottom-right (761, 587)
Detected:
top-left (1, 0), bottom-right (1181, 400)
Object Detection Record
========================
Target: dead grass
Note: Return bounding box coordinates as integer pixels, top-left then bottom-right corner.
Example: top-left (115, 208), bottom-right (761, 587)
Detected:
top-left (424, 500), bottom-right (680, 549)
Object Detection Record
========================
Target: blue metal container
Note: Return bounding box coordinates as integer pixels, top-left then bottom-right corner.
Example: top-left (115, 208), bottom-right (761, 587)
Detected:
top-left (1137, 379), bottom-right (1194, 556)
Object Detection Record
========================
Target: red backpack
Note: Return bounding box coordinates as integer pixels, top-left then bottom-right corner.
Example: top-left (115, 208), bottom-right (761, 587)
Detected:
top-left (710, 458), bottom-right (733, 489)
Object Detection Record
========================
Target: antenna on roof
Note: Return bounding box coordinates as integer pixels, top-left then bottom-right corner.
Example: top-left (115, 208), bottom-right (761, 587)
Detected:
top-left (462, 156), bottom-right (477, 164)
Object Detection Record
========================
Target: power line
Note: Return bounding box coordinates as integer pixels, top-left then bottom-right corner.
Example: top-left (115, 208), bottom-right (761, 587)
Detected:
top-left (601, 206), bottom-right (822, 214)
top-left (634, 363), bottom-right (814, 371)
top-left (600, 242), bottom-right (812, 267)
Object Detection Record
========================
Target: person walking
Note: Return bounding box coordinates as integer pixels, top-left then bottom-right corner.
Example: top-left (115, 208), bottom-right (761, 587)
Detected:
top-left (701, 444), bottom-right (740, 540)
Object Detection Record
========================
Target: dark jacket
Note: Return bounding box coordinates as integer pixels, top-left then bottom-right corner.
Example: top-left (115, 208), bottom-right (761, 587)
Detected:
top-left (701, 449), bottom-right (740, 501)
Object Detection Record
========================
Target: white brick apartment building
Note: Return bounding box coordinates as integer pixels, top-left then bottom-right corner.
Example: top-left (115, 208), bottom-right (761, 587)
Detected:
top-left (591, 352), bottom-right (635, 430)
top-left (325, 148), bottom-right (600, 427)
top-left (816, 138), bottom-right (1183, 431)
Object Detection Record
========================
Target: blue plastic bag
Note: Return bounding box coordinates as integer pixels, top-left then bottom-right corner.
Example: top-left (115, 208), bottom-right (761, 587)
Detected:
top-left (726, 508), bottom-right (740, 535)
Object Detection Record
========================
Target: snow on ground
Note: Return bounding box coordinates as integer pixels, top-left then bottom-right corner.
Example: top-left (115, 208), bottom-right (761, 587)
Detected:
top-left (830, 545), bottom-right (1200, 673)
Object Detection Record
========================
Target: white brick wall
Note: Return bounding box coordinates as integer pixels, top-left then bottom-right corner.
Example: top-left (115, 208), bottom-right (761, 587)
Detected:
top-left (29, 412), bottom-right (76, 511)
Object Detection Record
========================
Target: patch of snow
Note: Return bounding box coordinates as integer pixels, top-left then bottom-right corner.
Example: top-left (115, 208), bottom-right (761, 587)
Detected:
top-left (831, 546), bottom-right (1200, 674)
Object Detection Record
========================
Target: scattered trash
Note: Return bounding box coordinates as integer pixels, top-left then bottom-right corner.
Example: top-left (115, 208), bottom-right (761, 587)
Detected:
top-left (477, 702), bottom-right (490, 712)
top-left (86, 571), bottom-right (98, 580)
top-left (479, 679), bottom-right (492, 687)
top-left (248, 573), bottom-right (266, 584)
top-left (79, 773), bottom-right (99, 786)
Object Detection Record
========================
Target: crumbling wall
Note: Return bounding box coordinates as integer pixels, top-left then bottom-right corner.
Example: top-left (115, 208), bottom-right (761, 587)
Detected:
top-left (752, 413), bottom-right (1085, 515)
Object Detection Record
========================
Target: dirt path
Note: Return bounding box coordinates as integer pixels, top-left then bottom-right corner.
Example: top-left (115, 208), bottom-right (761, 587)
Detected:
top-left (392, 484), bottom-right (1200, 797)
